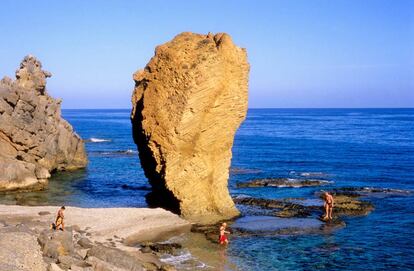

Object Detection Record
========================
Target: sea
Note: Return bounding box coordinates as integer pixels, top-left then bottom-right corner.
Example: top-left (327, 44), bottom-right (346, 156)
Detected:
top-left (1, 108), bottom-right (413, 271)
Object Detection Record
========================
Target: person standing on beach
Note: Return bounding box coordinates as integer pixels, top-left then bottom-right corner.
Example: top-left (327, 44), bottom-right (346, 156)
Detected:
top-left (323, 192), bottom-right (334, 220)
top-left (219, 222), bottom-right (230, 245)
top-left (53, 206), bottom-right (65, 231)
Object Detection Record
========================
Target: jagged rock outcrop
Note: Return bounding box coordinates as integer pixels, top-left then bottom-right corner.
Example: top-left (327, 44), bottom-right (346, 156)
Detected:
top-left (0, 55), bottom-right (87, 192)
top-left (131, 32), bottom-right (249, 222)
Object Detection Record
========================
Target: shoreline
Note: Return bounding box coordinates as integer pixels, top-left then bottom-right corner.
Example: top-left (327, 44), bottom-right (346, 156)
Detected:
top-left (0, 204), bottom-right (192, 270)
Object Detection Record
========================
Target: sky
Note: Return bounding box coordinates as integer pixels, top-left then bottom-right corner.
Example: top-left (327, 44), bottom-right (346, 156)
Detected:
top-left (0, 0), bottom-right (413, 109)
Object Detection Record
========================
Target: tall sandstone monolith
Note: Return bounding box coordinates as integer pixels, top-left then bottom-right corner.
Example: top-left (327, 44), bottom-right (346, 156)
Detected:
top-left (131, 32), bottom-right (249, 223)
top-left (0, 55), bottom-right (87, 192)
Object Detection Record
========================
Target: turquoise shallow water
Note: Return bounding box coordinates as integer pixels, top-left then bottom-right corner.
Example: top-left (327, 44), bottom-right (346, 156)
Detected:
top-left (1, 108), bottom-right (413, 270)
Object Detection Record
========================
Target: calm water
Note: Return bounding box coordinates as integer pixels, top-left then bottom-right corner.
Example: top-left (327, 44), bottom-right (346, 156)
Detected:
top-left (1, 108), bottom-right (413, 270)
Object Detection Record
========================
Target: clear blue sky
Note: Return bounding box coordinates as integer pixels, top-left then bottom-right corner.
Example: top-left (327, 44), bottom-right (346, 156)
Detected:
top-left (0, 0), bottom-right (413, 108)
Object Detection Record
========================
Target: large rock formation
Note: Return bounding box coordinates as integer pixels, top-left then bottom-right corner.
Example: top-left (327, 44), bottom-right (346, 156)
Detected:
top-left (131, 32), bottom-right (249, 222)
top-left (0, 55), bottom-right (87, 192)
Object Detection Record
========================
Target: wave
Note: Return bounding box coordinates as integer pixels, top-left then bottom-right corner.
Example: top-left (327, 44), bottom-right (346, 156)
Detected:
top-left (300, 172), bottom-right (325, 177)
top-left (89, 150), bottom-right (138, 157)
top-left (290, 171), bottom-right (330, 178)
top-left (160, 250), bottom-right (209, 270)
top-left (85, 137), bottom-right (112, 143)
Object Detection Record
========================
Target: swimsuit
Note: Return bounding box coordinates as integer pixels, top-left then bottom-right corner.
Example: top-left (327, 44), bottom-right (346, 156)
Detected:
top-left (55, 216), bottom-right (63, 225)
top-left (219, 234), bottom-right (228, 243)
top-left (327, 199), bottom-right (333, 207)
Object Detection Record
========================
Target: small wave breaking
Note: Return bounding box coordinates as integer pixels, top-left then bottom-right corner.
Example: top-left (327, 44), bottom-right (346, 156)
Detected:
top-left (160, 250), bottom-right (209, 270)
top-left (89, 150), bottom-right (138, 157)
top-left (85, 137), bottom-right (112, 143)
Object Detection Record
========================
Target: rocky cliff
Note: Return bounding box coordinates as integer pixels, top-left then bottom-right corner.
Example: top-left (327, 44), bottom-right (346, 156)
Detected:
top-left (131, 32), bottom-right (249, 222)
top-left (0, 55), bottom-right (87, 192)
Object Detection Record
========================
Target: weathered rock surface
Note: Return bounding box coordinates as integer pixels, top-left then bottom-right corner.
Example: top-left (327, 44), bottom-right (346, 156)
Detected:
top-left (0, 55), bottom-right (87, 192)
top-left (131, 32), bottom-right (249, 222)
top-left (39, 229), bottom-right (75, 259)
top-left (87, 245), bottom-right (143, 271)
top-left (0, 231), bottom-right (47, 271)
top-left (235, 194), bottom-right (374, 219)
top-left (140, 242), bottom-right (182, 255)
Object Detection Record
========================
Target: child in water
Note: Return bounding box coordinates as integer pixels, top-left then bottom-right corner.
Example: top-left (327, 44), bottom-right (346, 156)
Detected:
top-left (219, 222), bottom-right (230, 245)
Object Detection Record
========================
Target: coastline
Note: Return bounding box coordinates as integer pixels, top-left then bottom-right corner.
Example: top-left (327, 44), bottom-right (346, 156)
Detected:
top-left (0, 204), bottom-right (192, 270)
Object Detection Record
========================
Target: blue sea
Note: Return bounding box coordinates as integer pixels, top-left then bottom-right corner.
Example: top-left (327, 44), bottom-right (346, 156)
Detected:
top-left (2, 108), bottom-right (413, 270)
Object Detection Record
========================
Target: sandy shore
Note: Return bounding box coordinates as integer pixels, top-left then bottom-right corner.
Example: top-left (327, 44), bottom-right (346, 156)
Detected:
top-left (0, 204), bottom-right (192, 270)
top-left (0, 205), bottom-right (191, 245)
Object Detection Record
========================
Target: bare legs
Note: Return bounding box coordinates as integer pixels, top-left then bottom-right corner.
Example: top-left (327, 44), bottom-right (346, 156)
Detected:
top-left (323, 203), bottom-right (329, 220)
top-left (55, 219), bottom-right (64, 231)
top-left (328, 205), bottom-right (333, 220)
top-left (323, 203), bottom-right (333, 220)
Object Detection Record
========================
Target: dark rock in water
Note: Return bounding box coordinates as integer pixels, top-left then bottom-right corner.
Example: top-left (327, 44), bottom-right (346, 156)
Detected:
top-left (275, 207), bottom-right (313, 218)
top-left (230, 168), bottom-right (262, 175)
top-left (330, 187), bottom-right (412, 197)
top-left (237, 178), bottom-right (331, 188)
top-left (234, 197), bottom-right (294, 209)
top-left (331, 195), bottom-right (374, 216)
top-left (234, 197), bottom-right (319, 218)
top-left (236, 192), bottom-right (374, 219)
top-left (121, 184), bottom-right (152, 191)
top-left (0, 55), bottom-right (87, 192)
top-left (319, 217), bottom-right (347, 228)
top-left (141, 242), bottom-right (182, 254)
top-left (87, 245), bottom-right (143, 271)
top-left (316, 188), bottom-right (378, 216)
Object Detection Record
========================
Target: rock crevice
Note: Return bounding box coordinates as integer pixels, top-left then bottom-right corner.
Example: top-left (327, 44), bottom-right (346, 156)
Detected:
top-left (0, 55), bottom-right (87, 192)
top-left (131, 32), bottom-right (249, 222)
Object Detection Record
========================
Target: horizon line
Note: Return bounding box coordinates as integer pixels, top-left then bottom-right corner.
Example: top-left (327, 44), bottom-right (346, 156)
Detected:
top-left (61, 107), bottom-right (414, 110)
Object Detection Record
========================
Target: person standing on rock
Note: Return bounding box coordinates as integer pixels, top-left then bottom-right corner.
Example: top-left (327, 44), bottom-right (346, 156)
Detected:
top-left (219, 222), bottom-right (230, 245)
top-left (52, 206), bottom-right (65, 231)
top-left (323, 192), bottom-right (334, 220)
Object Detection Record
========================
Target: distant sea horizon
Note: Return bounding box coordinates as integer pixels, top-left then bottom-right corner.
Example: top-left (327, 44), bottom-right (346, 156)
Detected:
top-left (61, 107), bottom-right (414, 110)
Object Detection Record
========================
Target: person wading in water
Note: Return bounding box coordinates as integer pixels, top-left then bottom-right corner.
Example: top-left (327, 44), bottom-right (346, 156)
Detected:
top-left (219, 222), bottom-right (230, 245)
top-left (323, 192), bottom-right (334, 221)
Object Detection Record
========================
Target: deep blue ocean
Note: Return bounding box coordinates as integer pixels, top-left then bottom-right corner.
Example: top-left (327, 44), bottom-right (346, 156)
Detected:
top-left (2, 108), bottom-right (413, 270)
